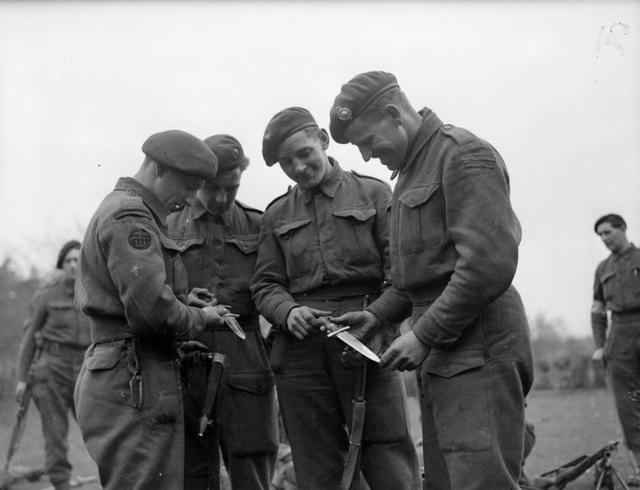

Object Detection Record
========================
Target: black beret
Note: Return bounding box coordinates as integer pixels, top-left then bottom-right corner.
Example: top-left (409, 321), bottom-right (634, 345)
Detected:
top-left (142, 130), bottom-right (218, 181)
top-left (203, 134), bottom-right (249, 175)
top-left (262, 107), bottom-right (318, 166)
top-left (329, 71), bottom-right (399, 144)
top-left (56, 240), bottom-right (80, 269)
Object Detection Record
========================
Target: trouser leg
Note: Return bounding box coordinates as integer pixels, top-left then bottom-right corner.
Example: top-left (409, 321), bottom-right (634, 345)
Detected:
top-left (270, 333), bottom-right (349, 490)
top-left (421, 360), bottom-right (526, 490)
top-left (75, 344), bottom-right (185, 490)
top-left (33, 352), bottom-right (74, 488)
top-left (609, 357), bottom-right (640, 451)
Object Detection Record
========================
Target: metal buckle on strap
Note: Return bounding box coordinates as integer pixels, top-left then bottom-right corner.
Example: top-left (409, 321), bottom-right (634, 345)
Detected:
top-left (124, 338), bottom-right (143, 410)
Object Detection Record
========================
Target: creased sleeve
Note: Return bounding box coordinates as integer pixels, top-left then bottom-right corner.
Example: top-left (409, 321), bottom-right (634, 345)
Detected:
top-left (412, 143), bottom-right (521, 348)
top-left (99, 210), bottom-right (208, 340)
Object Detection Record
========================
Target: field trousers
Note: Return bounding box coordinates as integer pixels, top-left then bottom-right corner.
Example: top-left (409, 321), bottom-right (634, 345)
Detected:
top-left (270, 295), bottom-right (421, 490)
top-left (32, 344), bottom-right (84, 489)
top-left (74, 338), bottom-right (184, 490)
top-left (606, 312), bottom-right (640, 451)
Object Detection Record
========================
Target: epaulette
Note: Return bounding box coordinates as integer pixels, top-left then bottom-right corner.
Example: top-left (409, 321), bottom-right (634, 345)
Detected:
top-left (236, 200), bottom-right (263, 215)
top-left (350, 170), bottom-right (388, 185)
top-left (264, 187), bottom-right (292, 211)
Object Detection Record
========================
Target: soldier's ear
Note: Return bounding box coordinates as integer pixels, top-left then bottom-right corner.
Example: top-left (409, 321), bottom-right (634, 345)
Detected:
top-left (385, 104), bottom-right (403, 126)
top-left (318, 129), bottom-right (330, 150)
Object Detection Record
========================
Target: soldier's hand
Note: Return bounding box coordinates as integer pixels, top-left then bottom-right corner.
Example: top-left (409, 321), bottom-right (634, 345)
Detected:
top-left (15, 381), bottom-right (27, 404)
top-left (331, 311), bottom-right (382, 369)
top-left (188, 287), bottom-right (217, 308)
top-left (592, 347), bottom-right (606, 368)
top-left (203, 305), bottom-right (230, 328)
top-left (380, 331), bottom-right (429, 371)
top-left (286, 306), bottom-right (332, 340)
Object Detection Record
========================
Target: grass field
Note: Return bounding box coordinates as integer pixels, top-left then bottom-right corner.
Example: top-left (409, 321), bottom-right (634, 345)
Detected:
top-left (0, 387), bottom-right (633, 489)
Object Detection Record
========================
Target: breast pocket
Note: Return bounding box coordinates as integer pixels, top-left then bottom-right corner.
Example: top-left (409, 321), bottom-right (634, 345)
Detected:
top-left (225, 234), bottom-right (260, 290)
top-left (274, 218), bottom-right (313, 279)
top-left (398, 183), bottom-right (445, 253)
top-left (600, 270), bottom-right (616, 303)
top-left (331, 206), bottom-right (379, 266)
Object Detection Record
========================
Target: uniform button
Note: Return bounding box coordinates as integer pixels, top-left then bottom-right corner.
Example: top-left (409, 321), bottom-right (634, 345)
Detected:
top-left (256, 385), bottom-right (263, 393)
top-left (443, 368), bottom-right (450, 375)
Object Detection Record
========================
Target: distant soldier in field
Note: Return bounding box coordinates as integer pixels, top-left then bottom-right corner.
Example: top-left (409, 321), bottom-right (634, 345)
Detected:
top-left (251, 107), bottom-right (420, 490)
top-left (15, 240), bottom-right (91, 490)
top-left (592, 213), bottom-right (640, 486)
top-left (168, 134), bottom-right (278, 489)
top-left (73, 130), bottom-right (230, 490)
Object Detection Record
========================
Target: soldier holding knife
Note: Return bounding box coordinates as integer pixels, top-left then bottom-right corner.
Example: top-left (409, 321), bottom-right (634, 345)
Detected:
top-left (250, 107), bottom-right (420, 490)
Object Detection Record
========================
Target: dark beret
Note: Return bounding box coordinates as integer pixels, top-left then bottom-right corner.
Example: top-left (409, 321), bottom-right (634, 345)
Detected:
top-left (56, 240), bottom-right (80, 269)
top-left (329, 71), bottom-right (399, 144)
top-left (262, 107), bottom-right (318, 166)
top-left (142, 130), bottom-right (218, 181)
top-left (203, 134), bottom-right (249, 175)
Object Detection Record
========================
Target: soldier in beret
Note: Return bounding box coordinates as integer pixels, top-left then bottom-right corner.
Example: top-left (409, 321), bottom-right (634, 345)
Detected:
top-left (74, 130), bottom-right (232, 490)
top-left (168, 134), bottom-right (278, 490)
top-left (329, 71), bottom-right (534, 489)
top-left (15, 240), bottom-right (91, 490)
top-left (251, 107), bottom-right (421, 490)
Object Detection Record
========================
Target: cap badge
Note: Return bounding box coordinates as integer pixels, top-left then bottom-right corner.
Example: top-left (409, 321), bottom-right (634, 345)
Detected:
top-left (337, 107), bottom-right (352, 121)
top-left (232, 147), bottom-right (240, 159)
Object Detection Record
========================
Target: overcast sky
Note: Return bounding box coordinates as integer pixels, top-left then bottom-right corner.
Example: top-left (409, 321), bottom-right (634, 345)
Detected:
top-left (0, 1), bottom-right (638, 337)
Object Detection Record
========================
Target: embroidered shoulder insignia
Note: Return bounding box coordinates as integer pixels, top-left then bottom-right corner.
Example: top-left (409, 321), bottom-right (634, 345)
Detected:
top-left (128, 229), bottom-right (152, 250)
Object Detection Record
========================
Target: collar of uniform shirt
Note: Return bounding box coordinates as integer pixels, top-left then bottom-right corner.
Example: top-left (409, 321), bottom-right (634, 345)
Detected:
top-left (114, 176), bottom-right (169, 226)
top-left (190, 199), bottom-right (234, 226)
top-left (301, 157), bottom-right (343, 204)
top-left (398, 108), bottom-right (443, 177)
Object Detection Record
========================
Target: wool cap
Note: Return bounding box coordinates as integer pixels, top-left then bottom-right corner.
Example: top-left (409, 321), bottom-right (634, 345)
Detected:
top-left (329, 71), bottom-right (399, 144)
top-left (203, 134), bottom-right (249, 175)
top-left (262, 107), bottom-right (318, 166)
top-left (142, 129), bottom-right (218, 180)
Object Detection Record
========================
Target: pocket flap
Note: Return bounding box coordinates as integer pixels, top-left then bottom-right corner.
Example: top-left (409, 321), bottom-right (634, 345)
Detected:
top-left (601, 270), bottom-right (616, 283)
top-left (86, 344), bottom-right (123, 371)
top-left (159, 234), bottom-right (184, 253)
top-left (227, 371), bottom-right (275, 394)
top-left (332, 206), bottom-right (376, 222)
top-left (175, 236), bottom-right (205, 251)
top-left (226, 235), bottom-right (260, 254)
top-left (398, 184), bottom-right (440, 208)
top-left (424, 348), bottom-right (485, 378)
top-left (274, 218), bottom-right (312, 237)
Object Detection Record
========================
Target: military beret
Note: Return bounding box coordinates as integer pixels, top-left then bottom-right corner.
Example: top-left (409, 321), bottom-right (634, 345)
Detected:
top-left (262, 107), bottom-right (318, 166)
top-left (329, 71), bottom-right (399, 144)
top-left (142, 129), bottom-right (218, 181)
top-left (203, 134), bottom-right (249, 175)
top-left (56, 240), bottom-right (80, 269)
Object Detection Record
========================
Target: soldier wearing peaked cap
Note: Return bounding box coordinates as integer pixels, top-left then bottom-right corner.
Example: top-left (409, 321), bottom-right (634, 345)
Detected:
top-left (74, 129), bottom-right (232, 490)
top-left (329, 72), bottom-right (534, 490)
top-left (251, 107), bottom-right (421, 490)
top-left (168, 134), bottom-right (278, 490)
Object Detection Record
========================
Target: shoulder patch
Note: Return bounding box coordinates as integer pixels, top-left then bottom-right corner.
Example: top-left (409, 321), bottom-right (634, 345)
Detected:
top-left (236, 200), bottom-right (263, 215)
top-left (128, 229), bottom-right (152, 250)
top-left (264, 188), bottom-right (292, 212)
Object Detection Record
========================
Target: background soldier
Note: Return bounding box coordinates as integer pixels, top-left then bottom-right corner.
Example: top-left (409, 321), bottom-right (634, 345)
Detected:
top-left (251, 107), bottom-right (420, 490)
top-left (329, 71), bottom-right (534, 490)
top-left (168, 134), bottom-right (278, 489)
top-left (73, 130), bottom-right (230, 490)
top-left (592, 213), bottom-right (640, 486)
top-left (15, 240), bottom-right (91, 490)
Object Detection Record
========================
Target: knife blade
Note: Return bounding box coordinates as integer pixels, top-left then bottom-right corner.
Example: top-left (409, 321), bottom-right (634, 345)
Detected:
top-left (223, 314), bottom-right (246, 340)
top-left (319, 318), bottom-right (380, 363)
